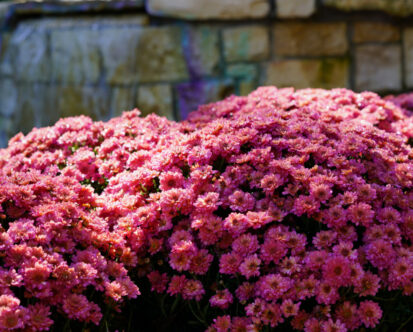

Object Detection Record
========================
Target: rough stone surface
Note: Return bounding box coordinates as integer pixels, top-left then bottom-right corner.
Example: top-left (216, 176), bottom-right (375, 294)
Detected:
top-left (353, 22), bottom-right (400, 43)
top-left (227, 63), bottom-right (258, 80)
top-left (100, 27), bottom-right (141, 85)
top-left (55, 86), bottom-right (110, 120)
top-left (111, 87), bottom-right (136, 117)
top-left (274, 23), bottom-right (348, 56)
top-left (0, 79), bottom-right (17, 118)
top-left (355, 44), bottom-right (401, 92)
top-left (176, 80), bottom-right (235, 119)
top-left (101, 26), bottom-right (188, 84)
top-left (17, 15), bottom-right (149, 30)
top-left (403, 29), bottom-right (413, 88)
top-left (136, 27), bottom-right (189, 83)
top-left (51, 30), bottom-right (101, 84)
top-left (3, 24), bottom-right (50, 82)
top-left (264, 59), bottom-right (349, 89)
top-left (276, 0), bottom-right (316, 18)
top-left (223, 26), bottom-right (270, 62)
top-left (137, 85), bottom-right (174, 120)
top-left (227, 64), bottom-right (259, 96)
top-left (147, 0), bottom-right (270, 20)
top-left (323, 0), bottom-right (413, 17)
top-left (13, 84), bottom-right (48, 134)
top-left (184, 26), bottom-right (220, 77)
top-left (0, 117), bottom-right (14, 148)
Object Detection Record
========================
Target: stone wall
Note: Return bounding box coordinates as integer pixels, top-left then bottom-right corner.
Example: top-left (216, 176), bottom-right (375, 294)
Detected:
top-left (1, 0), bottom-right (413, 147)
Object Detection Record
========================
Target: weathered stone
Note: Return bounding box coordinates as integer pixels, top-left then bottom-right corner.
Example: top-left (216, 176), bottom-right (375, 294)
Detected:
top-left (100, 27), bottom-right (141, 85)
top-left (176, 80), bottom-right (235, 119)
top-left (223, 26), bottom-right (270, 62)
top-left (0, 79), bottom-right (17, 117)
top-left (17, 15), bottom-right (149, 30)
top-left (51, 30), bottom-right (101, 84)
top-left (111, 87), bottom-right (137, 117)
top-left (184, 26), bottom-right (220, 77)
top-left (404, 29), bottom-right (413, 88)
top-left (264, 59), bottom-right (349, 89)
top-left (323, 0), bottom-right (413, 17)
top-left (12, 0), bottom-right (145, 16)
top-left (14, 84), bottom-right (48, 134)
top-left (276, 0), bottom-right (316, 18)
top-left (4, 23), bottom-right (50, 82)
top-left (147, 0), bottom-right (270, 20)
top-left (239, 81), bottom-right (257, 96)
top-left (353, 22), bottom-right (400, 43)
top-left (136, 27), bottom-right (189, 83)
top-left (55, 86), bottom-right (110, 121)
top-left (137, 84), bottom-right (174, 120)
top-left (102, 26), bottom-right (188, 84)
top-left (0, 117), bottom-right (13, 148)
top-left (227, 64), bottom-right (259, 96)
top-left (227, 63), bottom-right (259, 80)
top-left (355, 45), bottom-right (401, 92)
top-left (274, 23), bottom-right (348, 56)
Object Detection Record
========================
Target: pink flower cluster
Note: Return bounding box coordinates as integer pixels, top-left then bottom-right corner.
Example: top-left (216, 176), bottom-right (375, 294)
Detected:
top-left (0, 87), bottom-right (413, 331)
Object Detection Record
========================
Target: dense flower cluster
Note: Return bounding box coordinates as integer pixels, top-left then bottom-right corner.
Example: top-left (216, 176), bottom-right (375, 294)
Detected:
top-left (0, 87), bottom-right (412, 331)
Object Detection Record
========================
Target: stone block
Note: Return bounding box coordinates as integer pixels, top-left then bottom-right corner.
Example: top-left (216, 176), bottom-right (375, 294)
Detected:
top-left (4, 23), bottom-right (50, 82)
top-left (147, 0), bottom-right (270, 20)
top-left (323, 0), bottom-right (413, 17)
top-left (135, 27), bottom-right (189, 83)
top-left (353, 22), bottom-right (400, 43)
top-left (100, 27), bottom-right (141, 85)
top-left (51, 30), bottom-right (101, 84)
top-left (355, 44), bottom-right (401, 92)
top-left (13, 84), bottom-right (50, 134)
top-left (274, 22), bottom-right (348, 56)
top-left (111, 87), bottom-right (137, 117)
top-left (20, 15), bottom-right (149, 30)
top-left (184, 26), bottom-right (220, 77)
top-left (264, 59), bottom-right (349, 89)
top-left (55, 86), bottom-right (110, 121)
top-left (101, 26), bottom-right (188, 84)
top-left (176, 80), bottom-right (235, 119)
top-left (0, 79), bottom-right (17, 118)
top-left (276, 0), bottom-right (316, 18)
top-left (0, 117), bottom-right (13, 148)
top-left (404, 29), bottom-right (413, 88)
top-left (227, 64), bottom-right (259, 96)
top-left (223, 26), bottom-right (270, 62)
top-left (227, 64), bottom-right (259, 80)
top-left (239, 81), bottom-right (257, 96)
top-left (137, 84), bottom-right (174, 120)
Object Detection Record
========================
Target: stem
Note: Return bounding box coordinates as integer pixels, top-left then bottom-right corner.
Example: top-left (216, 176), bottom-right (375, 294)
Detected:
top-left (188, 301), bottom-right (206, 326)
top-left (160, 294), bottom-right (167, 318)
top-left (396, 314), bottom-right (413, 332)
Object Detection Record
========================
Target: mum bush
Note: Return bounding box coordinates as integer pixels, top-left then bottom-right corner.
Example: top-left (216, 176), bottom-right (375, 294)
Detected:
top-left (0, 87), bottom-right (413, 331)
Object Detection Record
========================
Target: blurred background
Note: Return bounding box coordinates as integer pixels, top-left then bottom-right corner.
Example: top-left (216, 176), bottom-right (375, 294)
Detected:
top-left (0, 0), bottom-right (413, 147)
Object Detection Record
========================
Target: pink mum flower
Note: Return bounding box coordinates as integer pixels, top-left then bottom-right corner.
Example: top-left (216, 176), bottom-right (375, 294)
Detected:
top-left (257, 274), bottom-right (291, 301)
top-left (219, 252), bottom-right (242, 275)
top-left (321, 319), bottom-right (347, 332)
top-left (365, 239), bottom-right (396, 270)
top-left (239, 254), bottom-right (261, 279)
top-left (358, 301), bottom-right (382, 328)
top-left (182, 279), bottom-right (204, 301)
top-left (322, 255), bottom-right (351, 286)
top-left (280, 299), bottom-right (300, 318)
top-left (27, 304), bottom-right (54, 331)
top-left (228, 190), bottom-right (255, 212)
top-left (212, 315), bottom-right (231, 332)
top-left (210, 289), bottom-right (234, 310)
